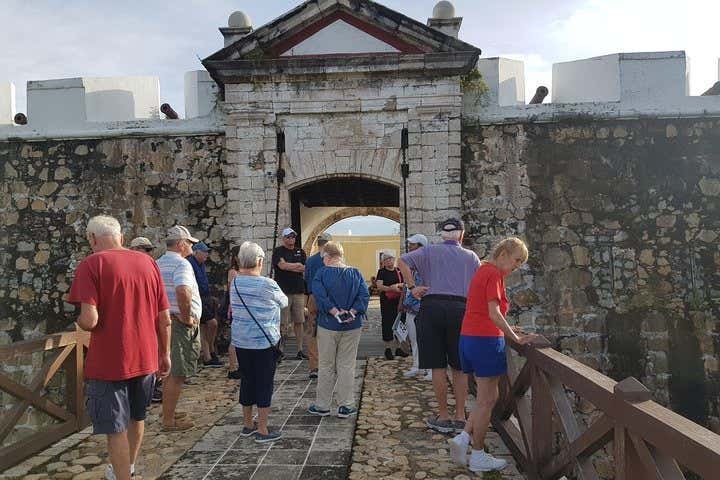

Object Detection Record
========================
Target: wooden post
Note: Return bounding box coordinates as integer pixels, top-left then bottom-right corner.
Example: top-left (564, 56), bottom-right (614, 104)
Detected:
top-left (531, 368), bottom-right (553, 466)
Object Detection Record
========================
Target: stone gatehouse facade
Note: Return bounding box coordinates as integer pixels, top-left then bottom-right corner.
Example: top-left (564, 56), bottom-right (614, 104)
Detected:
top-left (1, 0), bottom-right (719, 442)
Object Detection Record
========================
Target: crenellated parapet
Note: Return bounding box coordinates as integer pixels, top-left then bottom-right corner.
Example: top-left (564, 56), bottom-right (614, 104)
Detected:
top-left (467, 51), bottom-right (720, 122)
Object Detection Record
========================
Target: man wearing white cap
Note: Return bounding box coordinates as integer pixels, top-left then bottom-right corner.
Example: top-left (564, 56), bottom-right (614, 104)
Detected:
top-left (272, 227), bottom-right (308, 359)
top-left (403, 234), bottom-right (431, 380)
top-left (156, 225), bottom-right (202, 431)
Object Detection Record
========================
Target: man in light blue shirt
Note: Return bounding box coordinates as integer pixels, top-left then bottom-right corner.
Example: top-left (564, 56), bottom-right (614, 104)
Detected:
top-left (156, 225), bottom-right (202, 432)
top-left (303, 232), bottom-right (332, 378)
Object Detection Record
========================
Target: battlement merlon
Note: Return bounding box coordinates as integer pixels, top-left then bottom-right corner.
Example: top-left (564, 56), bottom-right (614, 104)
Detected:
top-left (0, 72), bottom-right (218, 128)
top-left (2, 51), bottom-right (720, 137)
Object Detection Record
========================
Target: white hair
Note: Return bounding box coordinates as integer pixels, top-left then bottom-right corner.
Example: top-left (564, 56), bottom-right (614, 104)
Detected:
top-left (237, 241), bottom-right (265, 269)
top-left (86, 215), bottom-right (121, 237)
top-left (440, 230), bottom-right (462, 241)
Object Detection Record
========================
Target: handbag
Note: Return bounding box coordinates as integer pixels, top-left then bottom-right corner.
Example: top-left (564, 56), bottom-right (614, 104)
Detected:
top-left (392, 311), bottom-right (409, 342)
top-left (232, 280), bottom-right (283, 364)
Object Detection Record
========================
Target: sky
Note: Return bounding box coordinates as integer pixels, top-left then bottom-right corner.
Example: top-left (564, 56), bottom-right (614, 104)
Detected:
top-left (326, 215), bottom-right (400, 236)
top-left (2, 0), bottom-right (719, 117)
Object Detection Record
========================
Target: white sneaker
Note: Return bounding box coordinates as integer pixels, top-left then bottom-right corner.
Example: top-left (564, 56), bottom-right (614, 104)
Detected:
top-left (403, 368), bottom-right (419, 377)
top-left (468, 450), bottom-right (508, 472)
top-left (422, 370), bottom-right (432, 381)
top-left (106, 464), bottom-right (135, 479)
top-left (449, 431), bottom-right (470, 466)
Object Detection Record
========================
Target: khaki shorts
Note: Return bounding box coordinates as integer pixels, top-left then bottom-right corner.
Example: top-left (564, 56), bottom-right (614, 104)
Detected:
top-left (170, 316), bottom-right (201, 378)
top-left (281, 294), bottom-right (306, 334)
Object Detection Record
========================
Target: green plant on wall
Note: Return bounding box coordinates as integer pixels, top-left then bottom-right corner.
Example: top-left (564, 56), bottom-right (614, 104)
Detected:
top-left (460, 68), bottom-right (490, 106)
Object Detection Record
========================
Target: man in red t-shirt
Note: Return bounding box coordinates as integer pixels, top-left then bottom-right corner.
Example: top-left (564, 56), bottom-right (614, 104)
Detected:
top-left (69, 215), bottom-right (171, 480)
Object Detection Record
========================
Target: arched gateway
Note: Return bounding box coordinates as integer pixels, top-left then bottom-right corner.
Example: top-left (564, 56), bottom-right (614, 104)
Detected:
top-left (202, 0), bottom-right (480, 253)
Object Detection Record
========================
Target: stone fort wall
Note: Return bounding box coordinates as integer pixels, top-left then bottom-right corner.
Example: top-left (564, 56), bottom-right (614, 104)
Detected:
top-left (462, 116), bottom-right (720, 431)
top-left (1, 115), bottom-right (719, 441)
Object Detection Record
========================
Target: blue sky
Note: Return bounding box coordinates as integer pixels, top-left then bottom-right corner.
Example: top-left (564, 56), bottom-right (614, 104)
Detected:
top-left (2, 0), bottom-right (718, 116)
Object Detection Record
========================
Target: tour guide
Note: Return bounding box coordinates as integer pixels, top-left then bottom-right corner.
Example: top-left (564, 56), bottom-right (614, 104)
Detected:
top-left (398, 218), bottom-right (480, 434)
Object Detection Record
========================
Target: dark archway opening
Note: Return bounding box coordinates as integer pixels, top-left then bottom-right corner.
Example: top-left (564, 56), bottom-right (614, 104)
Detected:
top-left (290, 176), bottom-right (400, 242)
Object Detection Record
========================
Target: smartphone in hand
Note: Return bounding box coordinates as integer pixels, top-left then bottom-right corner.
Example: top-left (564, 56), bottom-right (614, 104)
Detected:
top-left (335, 311), bottom-right (355, 323)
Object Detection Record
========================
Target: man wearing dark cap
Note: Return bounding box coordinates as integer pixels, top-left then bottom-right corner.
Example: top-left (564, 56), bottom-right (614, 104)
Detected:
top-left (272, 227), bottom-right (308, 359)
top-left (187, 242), bottom-right (222, 368)
top-left (398, 218), bottom-right (480, 434)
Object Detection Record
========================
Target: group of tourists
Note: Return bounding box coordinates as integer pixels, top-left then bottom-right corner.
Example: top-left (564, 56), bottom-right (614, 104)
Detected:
top-left (69, 212), bottom-right (536, 479)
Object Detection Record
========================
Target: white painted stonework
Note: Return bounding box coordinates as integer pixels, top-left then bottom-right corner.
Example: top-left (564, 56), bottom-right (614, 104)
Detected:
top-left (552, 51), bottom-right (687, 104)
top-left (476, 57), bottom-right (526, 106)
top-left (0, 81), bottom-right (16, 124)
top-left (280, 20), bottom-right (400, 56)
top-left (26, 76), bottom-right (160, 128)
top-left (83, 77), bottom-right (160, 121)
top-left (552, 54), bottom-right (621, 103)
top-left (185, 70), bottom-right (218, 119)
top-left (27, 78), bottom-right (87, 128)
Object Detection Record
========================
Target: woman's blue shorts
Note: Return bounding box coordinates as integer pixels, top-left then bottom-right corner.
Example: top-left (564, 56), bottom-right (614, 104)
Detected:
top-left (459, 335), bottom-right (507, 378)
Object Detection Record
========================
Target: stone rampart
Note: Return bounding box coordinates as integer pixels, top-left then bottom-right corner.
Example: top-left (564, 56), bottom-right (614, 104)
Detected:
top-left (462, 116), bottom-right (720, 431)
top-left (0, 134), bottom-right (226, 342)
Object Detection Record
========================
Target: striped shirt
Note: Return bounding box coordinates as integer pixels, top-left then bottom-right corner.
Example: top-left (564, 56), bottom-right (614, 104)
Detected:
top-left (156, 251), bottom-right (202, 320)
top-left (230, 275), bottom-right (288, 350)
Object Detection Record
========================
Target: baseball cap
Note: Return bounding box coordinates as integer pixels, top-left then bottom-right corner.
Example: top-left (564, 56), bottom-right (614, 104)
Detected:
top-left (439, 218), bottom-right (465, 232)
top-left (167, 225), bottom-right (199, 243)
top-left (192, 241), bottom-right (210, 252)
top-left (282, 227), bottom-right (297, 238)
top-left (406, 234), bottom-right (428, 246)
top-left (129, 237), bottom-right (153, 248)
top-left (380, 249), bottom-right (396, 260)
top-left (317, 232), bottom-right (332, 242)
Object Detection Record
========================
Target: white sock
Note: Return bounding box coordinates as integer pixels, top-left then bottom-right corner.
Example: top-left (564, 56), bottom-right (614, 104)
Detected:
top-left (130, 464), bottom-right (135, 475)
top-left (457, 431), bottom-right (470, 443)
top-left (470, 449), bottom-right (486, 457)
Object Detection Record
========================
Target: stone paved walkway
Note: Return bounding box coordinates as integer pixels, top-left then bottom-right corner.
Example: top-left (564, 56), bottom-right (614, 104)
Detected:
top-left (159, 359), bottom-right (363, 480)
top-left (1, 366), bottom-right (239, 480)
top-left (351, 357), bottom-right (524, 480)
top-left (2, 299), bottom-right (525, 480)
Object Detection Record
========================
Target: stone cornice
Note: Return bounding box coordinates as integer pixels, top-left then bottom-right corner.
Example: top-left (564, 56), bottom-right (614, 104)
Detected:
top-left (204, 51), bottom-right (479, 84)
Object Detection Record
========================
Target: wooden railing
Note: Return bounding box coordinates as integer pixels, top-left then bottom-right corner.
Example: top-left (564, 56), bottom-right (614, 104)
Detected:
top-left (0, 330), bottom-right (90, 472)
top-left (493, 337), bottom-right (720, 480)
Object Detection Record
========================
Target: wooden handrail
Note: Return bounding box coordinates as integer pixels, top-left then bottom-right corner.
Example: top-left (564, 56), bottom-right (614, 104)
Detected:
top-left (0, 329), bottom-right (90, 472)
top-left (493, 337), bottom-right (720, 480)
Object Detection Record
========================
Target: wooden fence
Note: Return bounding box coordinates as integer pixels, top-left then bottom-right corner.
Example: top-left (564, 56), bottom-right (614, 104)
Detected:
top-left (493, 337), bottom-right (720, 480)
top-left (0, 330), bottom-right (90, 472)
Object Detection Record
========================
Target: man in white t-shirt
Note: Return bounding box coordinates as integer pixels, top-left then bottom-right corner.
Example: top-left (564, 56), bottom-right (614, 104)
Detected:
top-left (156, 225), bottom-right (202, 431)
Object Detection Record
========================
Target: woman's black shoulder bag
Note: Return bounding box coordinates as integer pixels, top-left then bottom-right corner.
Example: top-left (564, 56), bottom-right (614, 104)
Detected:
top-left (232, 280), bottom-right (283, 364)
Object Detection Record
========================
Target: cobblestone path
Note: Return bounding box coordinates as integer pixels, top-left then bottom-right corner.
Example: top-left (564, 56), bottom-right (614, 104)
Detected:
top-left (351, 357), bottom-right (524, 480)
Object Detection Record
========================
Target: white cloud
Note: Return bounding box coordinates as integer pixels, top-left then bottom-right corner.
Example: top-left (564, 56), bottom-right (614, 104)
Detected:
top-left (547, 0), bottom-right (719, 95)
top-left (1, 0), bottom-right (717, 116)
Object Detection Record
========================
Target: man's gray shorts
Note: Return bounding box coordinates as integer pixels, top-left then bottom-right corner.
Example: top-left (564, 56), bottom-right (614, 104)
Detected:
top-left (84, 374), bottom-right (155, 434)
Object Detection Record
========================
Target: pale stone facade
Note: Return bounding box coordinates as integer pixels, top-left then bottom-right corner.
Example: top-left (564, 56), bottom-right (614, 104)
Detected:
top-left (222, 76), bottom-right (463, 252)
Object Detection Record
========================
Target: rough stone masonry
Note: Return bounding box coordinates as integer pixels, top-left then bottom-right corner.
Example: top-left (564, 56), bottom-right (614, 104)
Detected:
top-left (1, 116), bottom-right (719, 441)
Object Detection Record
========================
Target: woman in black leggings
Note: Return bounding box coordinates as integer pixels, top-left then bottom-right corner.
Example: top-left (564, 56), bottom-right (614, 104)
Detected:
top-left (375, 251), bottom-right (408, 360)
